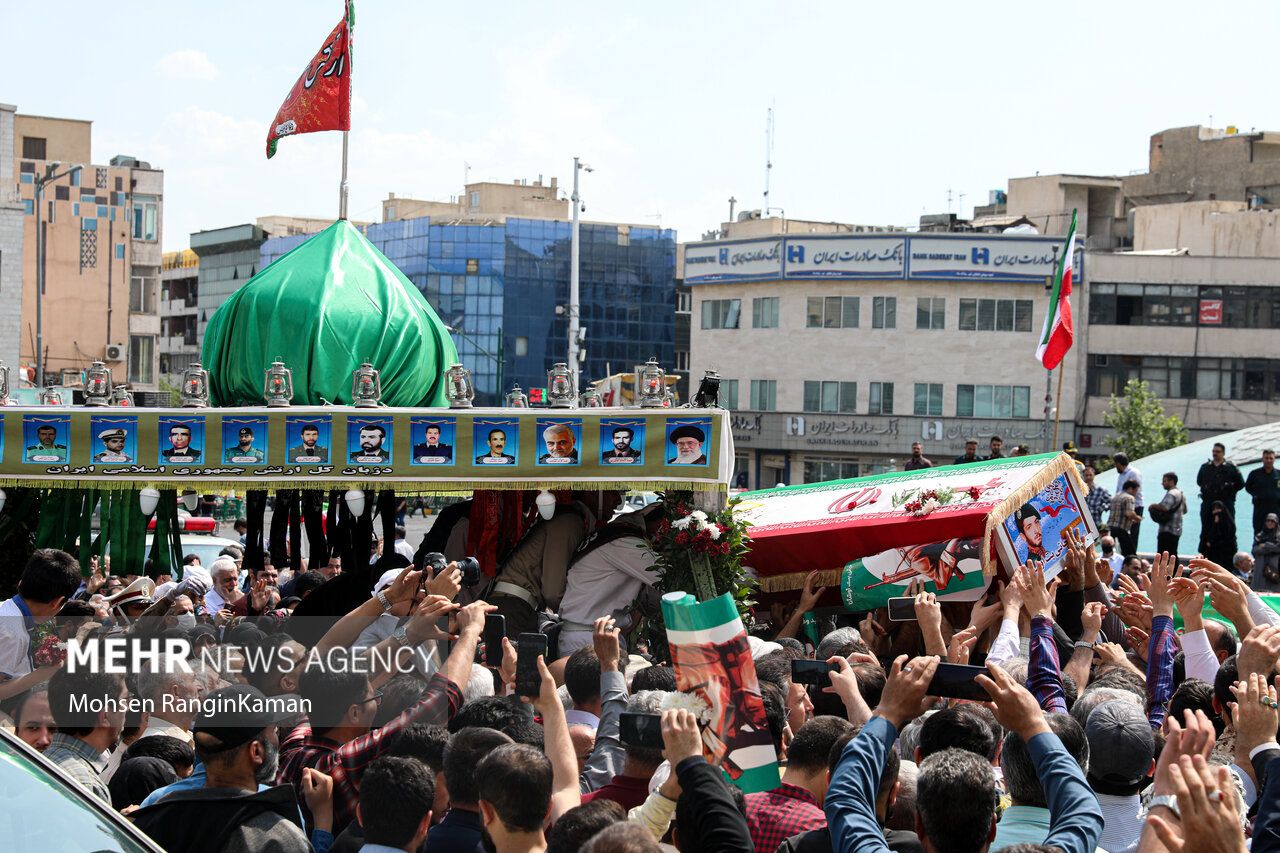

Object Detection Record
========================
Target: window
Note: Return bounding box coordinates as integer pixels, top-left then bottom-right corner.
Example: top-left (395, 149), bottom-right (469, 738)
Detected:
top-left (514, 336), bottom-right (529, 357)
top-left (752, 297), bottom-right (779, 328)
top-left (804, 457), bottom-right (860, 483)
top-left (806, 296), bottom-right (858, 328)
top-left (913, 383), bottom-right (943, 416)
top-left (872, 297), bottom-right (896, 329)
top-left (868, 381), bottom-right (894, 414)
top-left (916, 297), bottom-right (945, 330)
top-left (132, 196), bottom-right (157, 241)
top-left (701, 299), bottom-right (741, 329)
top-left (468, 191), bottom-right (480, 208)
top-left (958, 298), bottom-right (1034, 331)
top-left (128, 335), bottom-right (155, 384)
top-left (721, 379), bottom-right (739, 410)
top-left (676, 291), bottom-right (692, 313)
top-left (1090, 283), bottom-right (1206, 327)
top-left (749, 380), bottom-right (776, 411)
top-left (803, 381), bottom-right (856, 413)
top-left (22, 137), bottom-right (46, 160)
top-left (956, 384), bottom-right (1031, 418)
top-left (674, 351), bottom-right (690, 371)
top-left (129, 276), bottom-right (156, 314)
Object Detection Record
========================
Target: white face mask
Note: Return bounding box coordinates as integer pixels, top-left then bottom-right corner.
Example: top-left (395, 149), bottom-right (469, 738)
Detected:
top-left (174, 613), bottom-right (197, 630)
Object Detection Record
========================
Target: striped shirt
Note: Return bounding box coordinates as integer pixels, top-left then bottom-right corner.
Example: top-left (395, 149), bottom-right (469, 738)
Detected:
top-left (1029, 616), bottom-right (1067, 714)
top-left (44, 733), bottom-right (110, 803)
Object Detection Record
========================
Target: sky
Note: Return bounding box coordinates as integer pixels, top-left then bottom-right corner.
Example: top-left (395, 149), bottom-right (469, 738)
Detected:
top-left (5, 1), bottom-right (1278, 253)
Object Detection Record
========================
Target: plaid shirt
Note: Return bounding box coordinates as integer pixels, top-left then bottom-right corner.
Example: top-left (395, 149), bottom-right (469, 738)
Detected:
top-left (745, 782), bottom-right (825, 853)
top-left (44, 733), bottom-right (110, 803)
top-left (1085, 485), bottom-right (1112, 530)
top-left (1028, 616), bottom-right (1067, 714)
top-left (1146, 614), bottom-right (1177, 730)
top-left (1108, 492), bottom-right (1136, 532)
top-left (278, 671), bottom-right (461, 833)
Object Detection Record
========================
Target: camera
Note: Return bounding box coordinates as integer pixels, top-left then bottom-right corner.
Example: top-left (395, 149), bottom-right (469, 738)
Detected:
top-left (458, 557), bottom-right (481, 587)
top-left (420, 551), bottom-right (448, 574)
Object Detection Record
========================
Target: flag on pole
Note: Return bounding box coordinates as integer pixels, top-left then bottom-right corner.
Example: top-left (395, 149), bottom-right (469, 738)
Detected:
top-left (1036, 209), bottom-right (1077, 369)
top-left (266, 1), bottom-right (354, 159)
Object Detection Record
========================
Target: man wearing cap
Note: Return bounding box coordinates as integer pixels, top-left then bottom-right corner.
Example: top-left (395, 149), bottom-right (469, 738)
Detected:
top-left (24, 423), bottom-right (67, 462)
top-left (224, 426), bottom-right (266, 463)
top-left (953, 438), bottom-right (981, 466)
top-left (1014, 503), bottom-right (1047, 562)
top-left (668, 425), bottom-right (707, 465)
top-left (131, 684), bottom-right (325, 853)
top-left (93, 428), bottom-right (133, 463)
top-left (1083, 700), bottom-right (1155, 853)
top-left (161, 423), bottom-right (201, 463)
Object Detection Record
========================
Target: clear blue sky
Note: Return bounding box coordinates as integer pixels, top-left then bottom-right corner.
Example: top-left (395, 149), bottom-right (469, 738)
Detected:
top-left (6, 1), bottom-right (1276, 251)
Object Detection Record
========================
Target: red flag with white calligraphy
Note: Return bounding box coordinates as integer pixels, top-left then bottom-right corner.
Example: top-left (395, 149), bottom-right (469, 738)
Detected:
top-left (266, 1), bottom-right (353, 159)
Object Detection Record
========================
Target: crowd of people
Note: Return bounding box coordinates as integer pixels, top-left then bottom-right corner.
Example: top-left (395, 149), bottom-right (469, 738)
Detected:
top-left (5, 495), bottom-right (1280, 853)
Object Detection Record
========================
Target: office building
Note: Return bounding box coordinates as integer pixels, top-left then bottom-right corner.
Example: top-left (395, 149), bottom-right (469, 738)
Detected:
top-left (12, 112), bottom-right (162, 390)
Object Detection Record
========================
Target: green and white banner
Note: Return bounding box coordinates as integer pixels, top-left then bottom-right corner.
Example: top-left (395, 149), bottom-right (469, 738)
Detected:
top-left (662, 591), bottom-right (781, 794)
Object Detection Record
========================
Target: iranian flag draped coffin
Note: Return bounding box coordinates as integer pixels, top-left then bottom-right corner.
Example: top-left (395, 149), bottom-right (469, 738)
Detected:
top-left (735, 453), bottom-right (1096, 604)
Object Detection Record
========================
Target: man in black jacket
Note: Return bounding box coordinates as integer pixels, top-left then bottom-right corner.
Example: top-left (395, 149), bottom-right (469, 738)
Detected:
top-left (130, 684), bottom-right (323, 853)
top-left (1246, 449), bottom-right (1280, 536)
top-left (1198, 442), bottom-right (1245, 531)
top-left (664, 708), bottom-right (754, 853)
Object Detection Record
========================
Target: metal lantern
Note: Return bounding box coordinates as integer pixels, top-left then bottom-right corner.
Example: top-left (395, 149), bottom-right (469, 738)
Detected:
top-left (263, 359), bottom-right (294, 407)
top-left (111, 384), bottom-right (134, 407)
top-left (638, 357), bottom-right (666, 408)
top-left (445, 364), bottom-right (474, 408)
top-left (506, 384), bottom-right (529, 408)
top-left (180, 362), bottom-right (210, 408)
top-left (0, 360), bottom-right (9, 403)
top-left (579, 385), bottom-right (602, 407)
top-left (547, 363), bottom-right (576, 408)
top-left (351, 362), bottom-right (382, 408)
top-left (39, 387), bottom-right (65, 406)
top-left (84, 361), bottom-right (112, 406)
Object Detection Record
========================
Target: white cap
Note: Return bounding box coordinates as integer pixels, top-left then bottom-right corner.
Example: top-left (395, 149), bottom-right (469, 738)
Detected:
top-left (748, 635), bottom-right (783, 660)
top-left (372, 568), bottom-right (401, 597)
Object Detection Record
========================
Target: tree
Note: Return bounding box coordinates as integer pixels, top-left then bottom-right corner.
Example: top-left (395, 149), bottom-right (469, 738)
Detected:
top-left (1100, 379), bottom-right (1188, 466)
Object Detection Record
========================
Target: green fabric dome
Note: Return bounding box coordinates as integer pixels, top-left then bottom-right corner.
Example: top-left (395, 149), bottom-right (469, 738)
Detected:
top-left (202, 220), bottom-right (458, 407)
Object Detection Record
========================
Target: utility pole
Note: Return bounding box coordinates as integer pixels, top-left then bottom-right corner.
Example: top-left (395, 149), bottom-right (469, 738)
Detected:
top-left (569, 157), bottom-right (592, 394)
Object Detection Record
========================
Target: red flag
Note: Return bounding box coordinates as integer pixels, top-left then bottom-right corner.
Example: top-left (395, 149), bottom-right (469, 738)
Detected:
top-left (266, 2), bottom-right (354, 159)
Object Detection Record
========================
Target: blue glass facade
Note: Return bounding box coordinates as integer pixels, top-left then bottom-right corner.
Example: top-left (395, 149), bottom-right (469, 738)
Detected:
top-left (260, 217), bottom-right (676, 404)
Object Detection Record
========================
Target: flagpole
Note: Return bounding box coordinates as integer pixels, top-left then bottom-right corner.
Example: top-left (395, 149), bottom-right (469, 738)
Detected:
top-left (1052, 362), bottom-right (1064, 448)
top-left (339, 130), bottom-right (349, 220)
top-left (1041, 244), bottom-right (1060, 452)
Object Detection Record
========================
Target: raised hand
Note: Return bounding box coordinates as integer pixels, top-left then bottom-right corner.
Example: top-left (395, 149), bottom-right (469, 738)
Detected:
top-left (798, 570), bottom-right (827, 613)
top-left (948, 626), bottom-right (979, 665)
top-left (592, 616), bottom-right (622, 673)
top-left (1228, 673), bottom-right (1280, 756)
top-left (874, 655), bottom-right (939, 731)
top-left (1080, 601), bottom-right (1105, 643)
top-left (1147, 755), bottom-right (1246, 853)
top-left (1016, 561), bottom-right (1058, 621)
top-left (1146, 552), bottom-right (1179, 618)
top-left (426, 561), bottom-right (463, 601)
top-left (974, 661), bottom-right (1050, 740)
top-left (1237, 625), bottom-right (1280, 679)
top-left (824, 656), bottom-right (871, 725)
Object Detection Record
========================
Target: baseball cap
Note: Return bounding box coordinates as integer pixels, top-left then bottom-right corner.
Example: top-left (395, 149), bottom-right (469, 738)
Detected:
top-left (1084, 699), bottom-right (1155, 787)
top-left (193, 684), bottom-right (294, 752)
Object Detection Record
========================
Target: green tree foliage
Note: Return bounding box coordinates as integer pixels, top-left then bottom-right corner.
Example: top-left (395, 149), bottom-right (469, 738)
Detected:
top-left (1100, 379), bottom-right (1188, 467)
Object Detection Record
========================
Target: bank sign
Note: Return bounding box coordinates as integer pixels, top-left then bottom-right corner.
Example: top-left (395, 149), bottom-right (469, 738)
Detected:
top-left (684, 233), bottom-right (1062, 284)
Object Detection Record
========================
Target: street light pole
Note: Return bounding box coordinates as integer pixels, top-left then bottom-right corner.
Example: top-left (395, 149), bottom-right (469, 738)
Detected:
top-left (34, 162), bottom-right (81, 388)
top-left (569, 157), bottom-right (582, 395)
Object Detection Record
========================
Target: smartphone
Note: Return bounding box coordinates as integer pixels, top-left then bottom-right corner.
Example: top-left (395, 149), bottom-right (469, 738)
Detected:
top-left (887, 597), bottom-right (917, 622)
top-left (619, 712), bottom-right (666, 749)
top-left (791, 658), bottom-right (838, 687)
top-left (925, 662), bottom-right (991, 702)
top-left (483, 614), bottom-right (506, 666)
top-left (515, 632), bottom-right (547, 697)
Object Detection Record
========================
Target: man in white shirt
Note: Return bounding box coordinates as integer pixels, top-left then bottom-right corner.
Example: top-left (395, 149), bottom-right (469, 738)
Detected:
top-left (556, 505), bottom-right (663, 656)
top-left (0, 549), bottom-right (81, 679)
top-left (393, 526), bottom-right (416, 562)
top-left (1113, 453), bottom-right (1144, 548)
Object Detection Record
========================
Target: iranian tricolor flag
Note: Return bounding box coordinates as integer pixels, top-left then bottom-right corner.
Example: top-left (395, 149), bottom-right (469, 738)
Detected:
top-left (1036, 209), bottom-right (1077, 369)
top-left (266, 2), bottom-right (354, 159)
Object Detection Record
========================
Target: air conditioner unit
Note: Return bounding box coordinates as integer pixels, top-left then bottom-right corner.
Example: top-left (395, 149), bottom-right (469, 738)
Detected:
top-left (105, 343), bottom-right (126, 361)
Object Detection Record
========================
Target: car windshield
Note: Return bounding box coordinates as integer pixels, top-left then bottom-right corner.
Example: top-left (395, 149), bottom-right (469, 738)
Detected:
top-left (0, 736), bottom-right (155, 851)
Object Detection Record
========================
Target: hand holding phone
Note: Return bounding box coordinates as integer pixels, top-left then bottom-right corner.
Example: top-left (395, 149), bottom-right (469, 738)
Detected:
top-left (925, 662), bottom-right (991, 702)
top-left (791, 658), bottom-right (838, 687)
top-left (619, 712), bottom-right (666, 749)
top-left (887, 597), bottom-right (918, 621)
top-left (483, 614), bottom-right (506, 666)
top-left (515, 632), bottom-right (548, 697)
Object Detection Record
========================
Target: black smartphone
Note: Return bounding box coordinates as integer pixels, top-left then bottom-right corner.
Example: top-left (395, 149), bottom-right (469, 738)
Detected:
top-left (925, 662), bottom-right (991, 702)
top-left (887, 597), bottom-right (917, 621)
top-left (619, 712), bottom-right (666, 749)
top-left (791, 658), bottom-right (838, 687)
top-left (483, 613), bottom-right (506, 666)
top-left (515, 632), bottom-right (547, 697)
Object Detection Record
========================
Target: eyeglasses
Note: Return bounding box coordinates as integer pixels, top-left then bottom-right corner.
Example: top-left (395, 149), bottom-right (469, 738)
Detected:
top-left (355, 690), bottom-right (384, 708)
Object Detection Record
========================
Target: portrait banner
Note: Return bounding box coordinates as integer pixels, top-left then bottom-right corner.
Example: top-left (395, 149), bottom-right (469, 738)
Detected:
top-left (662, 591), bottom-right (781, 794)
top-left (992, 471), bottom-right (1097, 582)
top-left (839, 537), bottom-right (989, 613)
top-left (0, 407), bottom-right (731, 493)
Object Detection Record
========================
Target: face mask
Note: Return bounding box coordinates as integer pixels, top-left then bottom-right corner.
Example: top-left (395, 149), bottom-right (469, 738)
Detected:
top-left (175, 613), bottom-right (197, 630)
